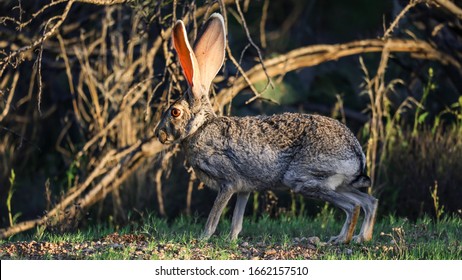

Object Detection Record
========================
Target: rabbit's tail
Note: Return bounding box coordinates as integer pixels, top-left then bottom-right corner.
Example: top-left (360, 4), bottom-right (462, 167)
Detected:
top-left (350, 147), bottom-right (370, 188)
top-left (350, 174), bottom-right (371, 189)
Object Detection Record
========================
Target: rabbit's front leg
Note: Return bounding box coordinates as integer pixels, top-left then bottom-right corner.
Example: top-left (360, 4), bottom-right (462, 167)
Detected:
top-left (200, 187), bottom-right (234, 240)
top-left (230, 192), bottom-right (250, 240)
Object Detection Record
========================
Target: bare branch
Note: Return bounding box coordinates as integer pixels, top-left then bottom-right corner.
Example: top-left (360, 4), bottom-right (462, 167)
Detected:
top-left (76, 0), bottom-right (128, 4)
top-left (429, 0), bottom-right (462, 19)
top-left (0, 138), bottom-right (165, 239)
top-left (213, 38), bottom-right (460, 110)
top-left (0, 0), bottom-right (130, 77)
top-left (0, 72), bottom-right (19, 122)
top-left (383, 0), bottom-right (422, 39)
top-left (234, 0), bottom-right (273, 91)
top-left (0, 1), bottom-right (74, 77)
top-left (259, 0), bottom-right (270, 49)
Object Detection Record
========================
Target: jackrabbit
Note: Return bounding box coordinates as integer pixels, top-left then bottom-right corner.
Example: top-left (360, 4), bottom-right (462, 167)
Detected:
top-left (155, 13), bottom-right (378, 243)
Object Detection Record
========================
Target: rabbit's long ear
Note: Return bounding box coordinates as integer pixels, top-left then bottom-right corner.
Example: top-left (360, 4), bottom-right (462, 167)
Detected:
top-left (172, 20), bottom-right (202, 100)
top-left (193, 13), bottom-right (226, 96)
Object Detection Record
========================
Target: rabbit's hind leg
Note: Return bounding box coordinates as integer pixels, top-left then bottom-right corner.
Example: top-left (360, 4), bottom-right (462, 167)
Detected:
top-left (283, 174), bottom-right (360, 244)
top-left (322, 193), bottom-right (360, 244)
top-left (342, 188), bottom-right (378, 243)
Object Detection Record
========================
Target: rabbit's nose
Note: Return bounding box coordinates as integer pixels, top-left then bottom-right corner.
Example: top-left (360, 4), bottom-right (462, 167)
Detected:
top-left (158, 129), bottom-right (168, 144)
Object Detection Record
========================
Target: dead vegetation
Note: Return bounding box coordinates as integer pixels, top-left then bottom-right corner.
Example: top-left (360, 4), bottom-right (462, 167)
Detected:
top-left (0, 233), bottom-right (319, 260)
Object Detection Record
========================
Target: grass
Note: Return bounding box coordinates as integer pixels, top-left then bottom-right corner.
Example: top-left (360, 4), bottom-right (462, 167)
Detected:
top-left (0, 213), bottom-right (461, 260)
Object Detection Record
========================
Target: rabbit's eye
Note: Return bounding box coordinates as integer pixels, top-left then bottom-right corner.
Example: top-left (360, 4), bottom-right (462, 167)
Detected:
top-left (171, 108), bottom-right (182, 118)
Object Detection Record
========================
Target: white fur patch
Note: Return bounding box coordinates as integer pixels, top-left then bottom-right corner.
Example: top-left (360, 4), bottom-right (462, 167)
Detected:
top-left (326, 174), bottom-right (346, 190)
top-left (335, 159), bottom-right (358, 176)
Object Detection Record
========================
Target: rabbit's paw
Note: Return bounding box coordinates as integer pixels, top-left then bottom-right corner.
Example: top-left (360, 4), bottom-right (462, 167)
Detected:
top-left (199, 232), bottom-right (212, 241)
top-left (328, 235), bottom-right (348, 244)
top-left (352, 235), bottom-right (364, 243)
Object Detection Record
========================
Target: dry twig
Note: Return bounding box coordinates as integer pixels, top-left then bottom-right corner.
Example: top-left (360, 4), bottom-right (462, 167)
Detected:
top-left (234, 0), bottom-right (273, 93)
top-left (383, 0), bottom-right (422, 39)
top-left (429, 0), bottom-right (462, 19)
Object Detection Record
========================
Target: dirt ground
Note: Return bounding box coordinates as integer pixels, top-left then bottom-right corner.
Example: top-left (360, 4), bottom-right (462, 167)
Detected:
top-left (0, 233), bottom-right (324, 260)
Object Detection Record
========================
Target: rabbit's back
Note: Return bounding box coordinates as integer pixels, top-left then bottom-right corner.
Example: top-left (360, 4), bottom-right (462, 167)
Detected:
top-left (184, 113), bottom-right (366, 192)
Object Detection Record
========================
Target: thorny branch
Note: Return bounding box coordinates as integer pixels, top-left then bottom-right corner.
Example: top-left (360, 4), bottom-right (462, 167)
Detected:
top-left (383, 0), bottom-right (422, 39)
